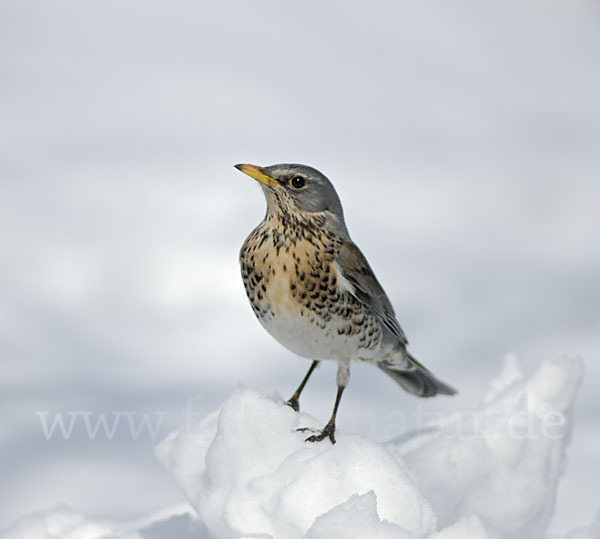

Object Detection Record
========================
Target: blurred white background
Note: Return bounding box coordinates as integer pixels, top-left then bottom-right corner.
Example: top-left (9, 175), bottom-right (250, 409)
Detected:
top-left (1, 0), bottom-right (599, 534)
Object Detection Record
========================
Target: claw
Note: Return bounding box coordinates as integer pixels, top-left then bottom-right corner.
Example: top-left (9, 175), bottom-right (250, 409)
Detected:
top-left (286, 397), bottom-right (300, 412)
top-left (305, 423), bottom-right (336, 444)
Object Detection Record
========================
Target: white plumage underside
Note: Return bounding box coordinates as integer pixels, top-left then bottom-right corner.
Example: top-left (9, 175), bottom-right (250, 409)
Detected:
top-left (258, 308), bottom-right (380, 362)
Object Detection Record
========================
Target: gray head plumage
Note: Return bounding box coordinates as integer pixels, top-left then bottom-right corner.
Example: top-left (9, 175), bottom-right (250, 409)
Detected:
top-left (235, 163), bottom-right (349, 237)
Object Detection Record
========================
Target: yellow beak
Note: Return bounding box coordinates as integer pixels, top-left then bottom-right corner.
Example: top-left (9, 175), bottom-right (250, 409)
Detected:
top-left (234, 164), bottom-right (279, 187)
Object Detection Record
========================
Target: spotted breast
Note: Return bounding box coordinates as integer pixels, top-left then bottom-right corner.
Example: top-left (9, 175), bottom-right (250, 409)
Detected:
top-left (239, 215), bottom-right (383, 361)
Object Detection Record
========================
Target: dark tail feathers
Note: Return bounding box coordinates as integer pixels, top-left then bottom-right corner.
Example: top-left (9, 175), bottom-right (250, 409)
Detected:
top-left (377, 354), bottom-right (457, 398)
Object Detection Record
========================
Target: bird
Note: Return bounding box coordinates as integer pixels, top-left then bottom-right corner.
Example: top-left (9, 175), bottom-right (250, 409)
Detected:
top-left (235, 163), bottom-right (457, 444)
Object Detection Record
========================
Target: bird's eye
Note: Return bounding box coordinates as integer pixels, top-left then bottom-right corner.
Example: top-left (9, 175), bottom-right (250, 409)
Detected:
top-left (290, 176), bottom-right (306, 189)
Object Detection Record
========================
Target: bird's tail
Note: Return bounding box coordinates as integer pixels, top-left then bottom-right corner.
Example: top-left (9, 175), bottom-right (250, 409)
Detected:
top-left (376, 352), bottom-right (457, 398)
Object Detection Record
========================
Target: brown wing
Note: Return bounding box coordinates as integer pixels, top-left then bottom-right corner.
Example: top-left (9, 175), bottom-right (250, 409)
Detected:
top-left (336, 240), bottom-right (408, 346)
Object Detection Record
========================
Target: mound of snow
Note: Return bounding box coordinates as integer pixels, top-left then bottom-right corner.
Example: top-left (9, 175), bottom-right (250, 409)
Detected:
top-left (156, 388), bottom-right (435, 538)
top-left (156, 357), bottom-right (584, 539)
top-left (3, 357), bottom-right (589, 539)
top-left (398, 356), bottom-right (583, 537)
top-left (0, 505), bottom-right (206, 539)
top-left (0, 506), bottom-right (112, 539)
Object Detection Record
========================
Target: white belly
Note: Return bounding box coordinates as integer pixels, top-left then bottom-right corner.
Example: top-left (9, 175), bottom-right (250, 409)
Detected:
top-left (258, 307), bottom-right (379, 362)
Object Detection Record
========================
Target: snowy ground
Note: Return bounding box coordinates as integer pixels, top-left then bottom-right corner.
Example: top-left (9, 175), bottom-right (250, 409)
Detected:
top-left (1, 0), bottom-right (600, 537)
top-left (4, 357), bottom-right (599, 538)
top-left (155, 357), bottom-right (583, 539)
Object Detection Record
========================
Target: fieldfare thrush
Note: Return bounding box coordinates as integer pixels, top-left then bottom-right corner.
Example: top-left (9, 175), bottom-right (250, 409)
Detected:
top-left (236, 163), bottom-right (457, 444)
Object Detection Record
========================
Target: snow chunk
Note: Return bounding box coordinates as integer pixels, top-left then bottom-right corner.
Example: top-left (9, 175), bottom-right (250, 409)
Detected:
top-left (0, 506), bottom-right (111, 539)
top-left (157, 358), bottom-right (583, 539)
top-left (0, 505), bottom-right (206, 539)
top-left (305, 492), bottom-right (412, 539)
top-left (399, 358), bottom-right (583, 538)
top-left (482, 353), bottom-right (524, 404)
top-left (156, 387), bottom-right (435, 538)
top-left (428, 515), bottom-right (490, 539)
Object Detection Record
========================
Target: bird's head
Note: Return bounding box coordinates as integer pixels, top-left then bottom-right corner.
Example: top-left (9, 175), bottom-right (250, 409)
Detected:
top-left (235, 163), bottom-right (348, 236)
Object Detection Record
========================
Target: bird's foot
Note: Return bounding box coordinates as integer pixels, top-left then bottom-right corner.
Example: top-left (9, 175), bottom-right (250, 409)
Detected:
top-left (285, 396), bottom-right (300, 412)
top-left (295, 426), bottom-right (317, 434)
top-left (304, 423), bottom-right (336, 444)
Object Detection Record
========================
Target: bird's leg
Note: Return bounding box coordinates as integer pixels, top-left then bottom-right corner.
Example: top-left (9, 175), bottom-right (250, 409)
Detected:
top-left (305, 385), bottom-right (345, 444)
top-left (286, 360), bottom-right (320, 412)
top-left (305, 359), bottom-right (349, 444)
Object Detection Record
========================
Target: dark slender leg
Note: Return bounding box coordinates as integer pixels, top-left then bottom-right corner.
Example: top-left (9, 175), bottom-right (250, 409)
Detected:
top-left (305, 384), bottom-right (345, 444)
top-left (286, 360), bottom-right (320, 412)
